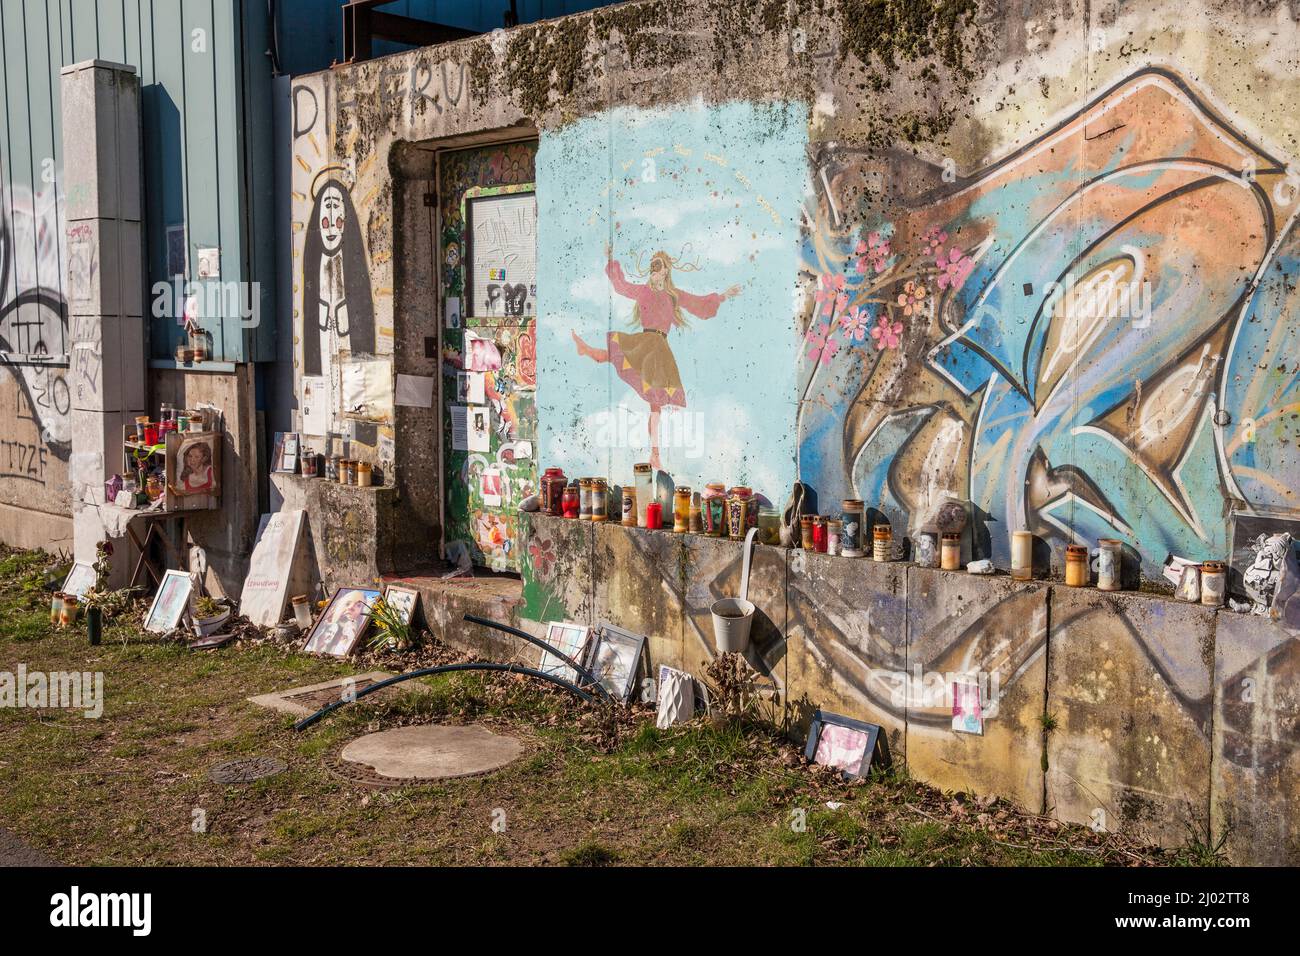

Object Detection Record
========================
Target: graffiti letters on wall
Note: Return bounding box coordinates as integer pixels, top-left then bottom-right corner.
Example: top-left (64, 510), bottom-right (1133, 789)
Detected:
top-left (798, 69), bottom-right (1300, 576)
top-left (537, 101), bottom-right (808, 496)
top-left (0, 165), bottom-right (71, 507)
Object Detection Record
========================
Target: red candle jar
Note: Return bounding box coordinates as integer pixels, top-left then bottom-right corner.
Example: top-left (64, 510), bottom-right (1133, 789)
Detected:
top-left (645, 502), bottom-right (663, 530)
top-left (143, 423), bottom-right (159, 445)
top-left (541, 467), bottom-right (567, 516)
top-left (561, 483), bottom-right (580, 518)
top-left (812, 516), bottom-right (828, 553)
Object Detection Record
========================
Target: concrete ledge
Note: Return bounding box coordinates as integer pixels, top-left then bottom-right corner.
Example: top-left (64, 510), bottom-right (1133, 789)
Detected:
top-left (494, 513), bottom-right (1297, 862)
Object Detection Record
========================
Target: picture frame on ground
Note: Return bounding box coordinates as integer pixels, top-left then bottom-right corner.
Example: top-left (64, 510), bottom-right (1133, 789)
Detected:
top-left (382, 585), bottom-right (421, 627)
top-left (537, 621), bottom-right (591, 683)
top-left (62, 562), bottom-right (97, 600)
top-left (144, 569), bottom-right (195, 634)
top-left (303, 587), bottom-right (382, 657)
top-left (586, 623), bottom-right (646, 701)
top-left (272, 432), bottom-right (300, 474)
top-left (804, 709), bottom-right (890, 779)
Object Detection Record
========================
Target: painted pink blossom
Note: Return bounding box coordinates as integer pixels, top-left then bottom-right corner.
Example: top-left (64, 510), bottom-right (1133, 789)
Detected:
top-left (871, 314), bottom-right (904, 351)
top-left (814, 272), bottom-right (848, 317)
top-left (805, 322), bottom-right (839, 364)
top-left (897, 280), bottom-right (928, 317)
top-left (839, 306), bottom-right (871, 343)
top-left (923, 227), bottom-right (948, 254)
top-left (936, 246), bottom-right (974, 291)
top-left (854, 231), bottom-right (892, 274)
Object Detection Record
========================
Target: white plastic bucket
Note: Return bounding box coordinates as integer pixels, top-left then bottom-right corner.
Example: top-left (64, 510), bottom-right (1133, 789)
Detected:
top-left (711, 528), bottom-right (759, 654)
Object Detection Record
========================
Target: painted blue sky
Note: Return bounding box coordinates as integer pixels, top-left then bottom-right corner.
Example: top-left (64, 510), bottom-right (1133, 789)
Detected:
top-left (537, 99), bottom-right (808, 497)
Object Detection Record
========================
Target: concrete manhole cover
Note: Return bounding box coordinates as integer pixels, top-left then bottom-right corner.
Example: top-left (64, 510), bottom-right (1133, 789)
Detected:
top-left (339, 725), bottom-right (524, 782)
top-left (209, 756), bottom-right (288, 784)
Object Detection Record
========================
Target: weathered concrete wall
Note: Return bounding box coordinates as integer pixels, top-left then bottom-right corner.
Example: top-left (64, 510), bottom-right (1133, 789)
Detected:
top-left (0, 142), bottom-right (73, 552)
top-left (289, 0), bottom-right (1300, 581)
top-left (282, 0), bottom-right (1300, 863)
top-left (152, 367), bottom-right (259, 598)
top-left (515, 513), bottom-right (1296, 864)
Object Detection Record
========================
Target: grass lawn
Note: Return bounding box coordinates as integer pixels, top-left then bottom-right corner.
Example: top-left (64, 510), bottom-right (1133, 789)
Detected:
top-left (0, 547), bottom-right (1219, 867)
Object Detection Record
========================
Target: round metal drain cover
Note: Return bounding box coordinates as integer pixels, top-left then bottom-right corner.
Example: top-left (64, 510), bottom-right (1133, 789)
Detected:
top-left (209, 756), bottom-right (287, 784)
top-left (338, 725), bottom-right (524, 784)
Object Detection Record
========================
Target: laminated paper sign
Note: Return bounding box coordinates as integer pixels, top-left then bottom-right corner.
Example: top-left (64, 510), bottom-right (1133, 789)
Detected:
top-left (342, 358), bottom-right (394, 422)
top-left (301, 375), bottom-right (330, 436)
top-left (395, 374), bottom-right (435, 409)
top-left (241, 510), bottom-right (307, 627)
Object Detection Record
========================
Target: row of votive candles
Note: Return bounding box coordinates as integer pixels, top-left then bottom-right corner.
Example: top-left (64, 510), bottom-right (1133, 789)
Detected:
top-left (806, 508), bottom-right (1228, 603)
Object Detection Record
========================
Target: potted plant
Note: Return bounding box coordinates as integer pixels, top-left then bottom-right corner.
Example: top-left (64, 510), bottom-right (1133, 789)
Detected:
top-left (192, 595), bottom-right (231, 638)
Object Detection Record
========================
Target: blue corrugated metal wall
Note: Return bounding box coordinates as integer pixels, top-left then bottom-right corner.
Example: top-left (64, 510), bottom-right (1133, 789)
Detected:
top-left (273, 0), bottom-right (621, 76)
top-left (0, 0), bottom-right (279, 365)
top-left (2, 1), bottom-right (620, 366)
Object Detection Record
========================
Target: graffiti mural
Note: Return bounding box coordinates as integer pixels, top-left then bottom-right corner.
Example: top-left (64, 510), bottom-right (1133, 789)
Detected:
top-left (538, 100), bottom-right (808, 497)
top-left (290, 75), bottom-right (386, 446)
top-left (798, 68), bottom-right (1300, 576)
top-left (0, 174), bottom-right (71, 466)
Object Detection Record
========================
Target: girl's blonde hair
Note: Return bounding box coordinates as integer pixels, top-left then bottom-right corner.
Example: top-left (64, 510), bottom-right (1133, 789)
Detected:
top-left (632, 251), bottom-right (687, 329)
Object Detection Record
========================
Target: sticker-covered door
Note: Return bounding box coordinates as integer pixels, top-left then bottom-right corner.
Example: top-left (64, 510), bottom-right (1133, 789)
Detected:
top-left (440, 142), bottom-right (538, 572)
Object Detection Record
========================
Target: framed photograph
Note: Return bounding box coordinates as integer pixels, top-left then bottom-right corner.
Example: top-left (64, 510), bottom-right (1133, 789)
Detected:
top-left (951, 681), bottom-right (984, 735)
top-left (1228, 508), bottom-right (1300, 612)
top-left (303, 587), bottom-right (382, 657)
top-left (383, 585), bottom-right (421, 627)
top-left (169, 432), bottom-right (221, 497)
top-left (272, 432), bottom-right (300, 474)
top-left (144, 569), bottom-right (194, 634)
top-left (803, 709), bottom-right (890, 779)
top-left (62, 562), bottom-right (97, 600)
top-left (585, 623), bottom-right (646, 702)
top-left (537, 621), bottom-right (591, 683)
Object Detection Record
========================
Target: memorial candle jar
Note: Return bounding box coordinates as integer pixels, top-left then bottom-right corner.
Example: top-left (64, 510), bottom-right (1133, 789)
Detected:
top-left (633, 463), bottom-right (654, 527)
top-left (840, 500), bottom-right (864, 557)
top-left (592, 479), bottom-right (609, 522)
top-left (827, 519), bottom-right (843, 556)
top-left (59, 594), bottom-right (79, 627)
top-left (562, 483), bottom-right (580, 518)
top-left (1011, 531), bottom-right (1033, 581)
top-left (758, 507), bottom-right (781, 545)
top-left (701, 483), bottom-right (727, 536)
top-left (578, 479), bottom-right (593, 520)
top-left (645, 501), bottom-right (663, 530)
top-left (1065, 545), bottom-right (1089, 587)
top-left (1097, 539), bottom-right (1123, 591)
top-left (941, 532), bottom-right (962, 570)
top-left (621, 487), bottom-right (637, 527)
top-left (1200, 561), bottom-right (1226, 607)
top-left (541, 467), bottom-right (567, 516)
top-left (50, 592), bottom-right (64, 626)
top-left (1177, 563), bottom-right (1202, 603)
top-left (673, 486), bottom-right (692, 532)
top-left (807, 516), bottom-right (824, 553)
top-left (302, 453), bottom-right (319, 479)
top-left (800, 515), bottom-right (816, 550)
top-left (726, 487), bottom-right (753, 541)
top-left (326, 456), bottom-right (340, 482)
top-left (356, 461), bottom-right (373, 487)
top-left (689, 494), bottom-right (703, 534)
top-left (873, 524), bottom-right (893, 562)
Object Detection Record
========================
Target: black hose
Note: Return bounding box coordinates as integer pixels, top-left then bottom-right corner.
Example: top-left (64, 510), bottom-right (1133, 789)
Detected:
top-left (462, 613), bottom-right (613, 703)
top-left (293, 662), bottom-right (595, 731)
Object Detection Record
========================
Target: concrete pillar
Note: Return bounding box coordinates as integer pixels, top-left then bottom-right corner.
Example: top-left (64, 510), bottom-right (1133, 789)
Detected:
top-left (61, 61), bottom-right (147, 582)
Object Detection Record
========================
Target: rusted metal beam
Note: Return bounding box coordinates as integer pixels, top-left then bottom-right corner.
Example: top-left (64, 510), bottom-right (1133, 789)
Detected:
top-left (343, 0), bottom-right (478, 64)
